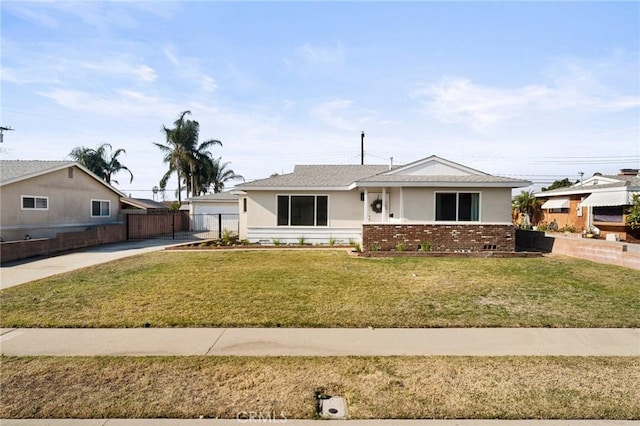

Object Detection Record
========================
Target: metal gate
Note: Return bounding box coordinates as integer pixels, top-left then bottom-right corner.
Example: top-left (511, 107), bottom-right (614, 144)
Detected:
top-left (127, 213), bottom-right (239, 240)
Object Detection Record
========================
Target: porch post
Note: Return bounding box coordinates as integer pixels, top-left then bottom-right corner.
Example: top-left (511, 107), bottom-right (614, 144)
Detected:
top-left (363, 189), bottom-right (369, 223)
top-left (399, 187), bottom-right (404, 222)
top-left (382, 187), bottom-right (387, 223)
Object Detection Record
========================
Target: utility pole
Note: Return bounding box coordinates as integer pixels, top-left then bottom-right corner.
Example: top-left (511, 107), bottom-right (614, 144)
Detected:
top-left (0, 126), bottom-right (14, 143)
top-left (360, 131), bottom-right (365, 165)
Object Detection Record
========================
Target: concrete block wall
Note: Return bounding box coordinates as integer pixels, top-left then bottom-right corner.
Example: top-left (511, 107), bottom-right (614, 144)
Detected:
top-left (362, 224), bottom-right (515, 252)
top-left (0, 224), bottom-right (126, 264)
top-left (550, 237), bottom-right (640, 270)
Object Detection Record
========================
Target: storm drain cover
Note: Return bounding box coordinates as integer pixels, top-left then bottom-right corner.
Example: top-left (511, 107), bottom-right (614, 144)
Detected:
top-left (319, 396), bottom-right (348, 419)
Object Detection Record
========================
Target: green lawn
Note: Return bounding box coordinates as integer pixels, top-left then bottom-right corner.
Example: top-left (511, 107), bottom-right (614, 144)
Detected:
top-left (2, 356), bottom-right (638, 419)
top-left (1, 250), bottom-right (638, 328)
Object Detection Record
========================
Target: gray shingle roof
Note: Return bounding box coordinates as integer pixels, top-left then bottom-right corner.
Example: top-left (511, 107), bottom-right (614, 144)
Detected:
top-left (0, 159), bottom-right (126, 196)
top-left (238, 165), bottom-right (391, 188)
top-left (356, 174), bottom-right (530, 184)
top-left (0, 160), bottom-right (74, 184)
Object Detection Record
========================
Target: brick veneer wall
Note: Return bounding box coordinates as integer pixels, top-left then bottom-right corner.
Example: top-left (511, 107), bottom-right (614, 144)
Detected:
top-left (362, 224), bottom-right (516, 252)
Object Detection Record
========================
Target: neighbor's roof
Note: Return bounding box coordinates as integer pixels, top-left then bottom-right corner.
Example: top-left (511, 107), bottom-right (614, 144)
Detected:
top-left (0, 160), bottom-right (126, 196)
top-left (0, 160), bottom-right (75, 184)
top-left (121, 198), bottom-right (169, 210)
top-left (535, 175), bottom-right (640, 197)
top-left (237, 165), bottom-right (390, 190)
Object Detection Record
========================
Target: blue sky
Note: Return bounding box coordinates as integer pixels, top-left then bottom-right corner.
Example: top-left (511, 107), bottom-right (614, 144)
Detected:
top-left (2, 1), bottom-right (639, 199)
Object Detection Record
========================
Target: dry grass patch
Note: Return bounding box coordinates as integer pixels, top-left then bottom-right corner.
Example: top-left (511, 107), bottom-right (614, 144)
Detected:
top-left (1, 356), bottom-right (638, 419)
top-left (1, 250), bottom-right (639, 327)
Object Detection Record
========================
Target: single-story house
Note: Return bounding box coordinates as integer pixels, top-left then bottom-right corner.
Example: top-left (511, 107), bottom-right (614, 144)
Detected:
top-left (534, 169), bottom-right (640, 241)
top-left (235, 155), bottom-right (531, 251)
top-left (0, 160), bottom-right (125, 242)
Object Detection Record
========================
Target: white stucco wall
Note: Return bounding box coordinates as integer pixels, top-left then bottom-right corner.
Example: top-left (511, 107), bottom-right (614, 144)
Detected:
top-left (241, 186), bottom-right (514, 244)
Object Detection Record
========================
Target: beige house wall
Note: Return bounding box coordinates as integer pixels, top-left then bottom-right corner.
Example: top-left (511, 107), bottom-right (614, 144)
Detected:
top-left (246, 190), bottom-right (362, 228)
top-left (400, 187), bottom-right (512, 223)
top-left (1, 165), bottom-right (122, 241)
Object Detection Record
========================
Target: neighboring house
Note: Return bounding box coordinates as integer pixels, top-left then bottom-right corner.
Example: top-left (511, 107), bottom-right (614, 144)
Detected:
top-left (235, 155), bottom-right (530, 251)
top-left (186, 192), bottom-right (240, 235)
top-left (121, 197), bottom-right (170, 214)
top-left (0, 160), bottom-right (125, 242)
top-left (534, 169), bottom-right (640, 241)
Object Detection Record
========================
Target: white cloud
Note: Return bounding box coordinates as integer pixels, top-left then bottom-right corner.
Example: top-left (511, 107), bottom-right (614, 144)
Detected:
top-left (413, 74), bottom-right (639, 129)
top-left (310, 98), bottom-right (375, 132)
top-left (3, 2), bottom-right (59, 28)
top-left (77, 58), bottom-right (157, 82)
top-left (163, 46), bottom-right (218, 93)
top-left (295, 42), bottom-right (346, 66)
top-left (36, 88), bottom-right (182, 118)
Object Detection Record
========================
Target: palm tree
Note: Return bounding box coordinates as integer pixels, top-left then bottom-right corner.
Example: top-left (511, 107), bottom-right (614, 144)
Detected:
top-left (154, 111), bottom-right (222, 203)
top-left (68, 143), bottom-right (133, 185)
top-left (207, 157), bottom-right (244, 193)
top-left (513, 190), bottom-right (542, 227)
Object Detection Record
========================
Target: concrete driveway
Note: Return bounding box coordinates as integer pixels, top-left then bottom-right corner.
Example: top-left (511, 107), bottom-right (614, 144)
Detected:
top-left (0, 239), bottom-right (187, 290)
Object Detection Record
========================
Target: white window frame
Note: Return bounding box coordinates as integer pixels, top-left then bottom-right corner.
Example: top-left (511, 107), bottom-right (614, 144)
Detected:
top-left (276, 194), bottom-right (329, 227)
top-left (91, 199), bottom-right (111, 217)
top-left (21, 195), bottom-right (49, 210)
top-left (434, 191), bottom-right (481, 222)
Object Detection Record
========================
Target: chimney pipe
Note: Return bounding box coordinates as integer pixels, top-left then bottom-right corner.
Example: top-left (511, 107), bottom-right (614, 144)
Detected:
top-left (389, 156), bottom-right (393, 170)
top-left (360, 131), bottom-right (365, 165)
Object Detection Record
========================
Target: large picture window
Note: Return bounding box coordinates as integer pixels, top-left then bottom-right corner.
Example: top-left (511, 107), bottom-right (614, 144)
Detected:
top-left (436, 192), bottom-right (479, 222)
top-left (277, 195), bottom-right (328, 226)
top-left (593, 206), bottom-right (623, 223)
top-left (91, 200), bottom-right (110, 217)
top-left (21, 195), bottom-right (48, 210)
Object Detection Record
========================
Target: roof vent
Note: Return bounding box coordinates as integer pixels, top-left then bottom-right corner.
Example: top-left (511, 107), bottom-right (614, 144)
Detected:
top-left (618, 168), bottom-right (639, 176)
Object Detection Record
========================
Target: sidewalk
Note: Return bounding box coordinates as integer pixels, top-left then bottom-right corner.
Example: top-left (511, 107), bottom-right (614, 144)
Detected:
top-left (2, 327), bottom-right (638, 357)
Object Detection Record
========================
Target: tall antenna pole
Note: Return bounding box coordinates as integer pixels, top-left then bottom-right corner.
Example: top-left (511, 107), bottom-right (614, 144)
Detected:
top-left (360, 131), bottom-right (365, 165)
top-left (0, 126), bottom-right (14, 143)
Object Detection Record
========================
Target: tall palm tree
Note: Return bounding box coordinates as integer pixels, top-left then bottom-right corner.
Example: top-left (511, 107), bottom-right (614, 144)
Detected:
top-left (154, 111), bottom-right (222, 203)
top-left (207, 157), bottom-right (244, 193)
top-left (68, 143), bottom-right (133, 185)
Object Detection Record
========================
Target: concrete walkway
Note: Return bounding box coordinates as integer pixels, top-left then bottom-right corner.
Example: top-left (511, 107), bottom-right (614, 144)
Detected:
top-left (1, 327), bottom-right (638, 357)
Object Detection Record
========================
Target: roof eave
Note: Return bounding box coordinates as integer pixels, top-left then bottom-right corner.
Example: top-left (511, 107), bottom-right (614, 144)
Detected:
top-left (239, 186), bottom-right (353, 191)
top-left (1, 161), bottom-right (126, 197)
top-left (354, 181), bottom-right (531, 188)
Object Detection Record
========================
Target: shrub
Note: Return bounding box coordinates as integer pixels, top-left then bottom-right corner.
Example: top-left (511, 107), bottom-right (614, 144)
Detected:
top-left (221, 228), bottom-right (235, 246)
top-left (370, 244), bottom-right (379, 251)
top-left (298, 236), bottom-right (306, 245)
top-left (395, 242), bottom-right (406, 252)
top-left (627, 194), bottom-right (640, 230)
top-left (328, 236), bottom-right (336, 246)
top-left (419, 242), bottom-right (431, 252)
top-left (272, 238), bottom-right (281, 246)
